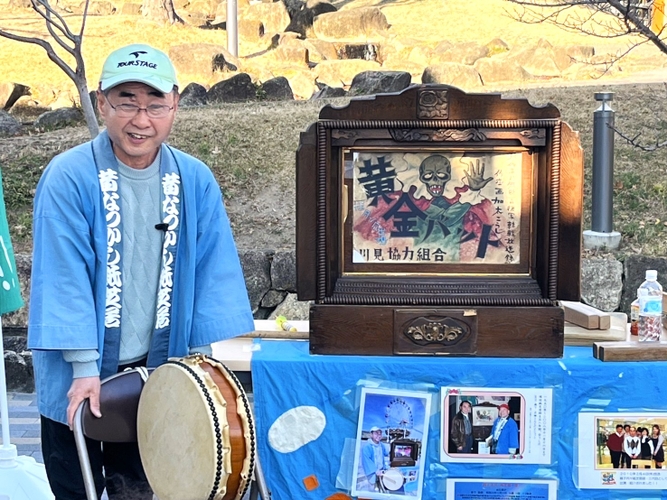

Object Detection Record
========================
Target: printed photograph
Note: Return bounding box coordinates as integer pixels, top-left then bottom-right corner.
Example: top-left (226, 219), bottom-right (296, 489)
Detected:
top-left (445, 478), bottom-right (557, 500)
top-left (352, 388), bottom-right (432, 500)
top-left (578, 412), bottom-right (667, 489)
top-left (440, 387), bottom-right (552, 464)
top-left (350, 151), bottom-right (523, 266)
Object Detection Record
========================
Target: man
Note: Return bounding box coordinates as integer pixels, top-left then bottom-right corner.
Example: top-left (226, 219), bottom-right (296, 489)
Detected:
top-left (606, 424), bottom-right (625, 468)
top-left (28, 44), bottom-right (254, 500)
top-left (623, 426), bottom-right (641, 468)
top-left (361, 426), bottom-right (390, 491)
top-left (451, 400), bottom-right (474, 453)
top-left (487, 404), bottom-right (519, 455)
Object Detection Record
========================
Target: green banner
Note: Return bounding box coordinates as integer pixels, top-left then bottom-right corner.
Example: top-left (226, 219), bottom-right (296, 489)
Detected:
top-left (0, 168), bottom-right (23, 315)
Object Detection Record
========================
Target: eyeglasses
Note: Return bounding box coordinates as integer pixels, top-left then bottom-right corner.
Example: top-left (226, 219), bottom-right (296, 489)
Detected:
top-left (108, 102), bottom-right (174, 119)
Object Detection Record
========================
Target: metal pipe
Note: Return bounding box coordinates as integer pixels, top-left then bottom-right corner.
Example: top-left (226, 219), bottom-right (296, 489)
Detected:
top-left (227, 0), bottom-right (238, 57)
top-left (591, 91), bottom-right (615, 233)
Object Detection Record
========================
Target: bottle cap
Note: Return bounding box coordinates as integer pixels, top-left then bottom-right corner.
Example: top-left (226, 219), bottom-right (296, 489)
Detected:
top-left (646, 270), bottom-right (658, 280)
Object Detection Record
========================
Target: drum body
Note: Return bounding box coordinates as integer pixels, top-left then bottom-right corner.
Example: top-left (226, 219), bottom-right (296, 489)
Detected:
top-left (137, 355), bottom-right (254, 500)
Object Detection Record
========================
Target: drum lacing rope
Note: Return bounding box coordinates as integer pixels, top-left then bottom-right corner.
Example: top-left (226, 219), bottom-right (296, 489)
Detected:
top-left (165, 360), bottom-right (224, 500)
top-left (210, 357), bottom-right (256, 500)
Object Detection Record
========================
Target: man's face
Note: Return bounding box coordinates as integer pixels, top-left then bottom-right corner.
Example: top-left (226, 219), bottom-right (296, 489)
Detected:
top-left (629, 427), bottom-right (636, 436)
top-left (499, 407), bottom-right (510, 418)
top-left (98, 82), bottom-right (179, 169)
top-left (461, 402), bottom-right (471, 414)
top-left (370, 430), bottom-right (382, 444)
top-left (616, 425), bottom-right (623, 434)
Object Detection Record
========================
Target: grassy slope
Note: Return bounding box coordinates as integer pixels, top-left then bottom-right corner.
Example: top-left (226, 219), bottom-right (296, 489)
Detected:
top-left (0, 0), bottom-right (667, 254)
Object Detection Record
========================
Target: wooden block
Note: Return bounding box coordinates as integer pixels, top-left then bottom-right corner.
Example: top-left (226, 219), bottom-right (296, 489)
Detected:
top-left (593, 340), bottom-right (667, 361)
top-left (561, 300), bottom-right (611, 330)
top-left (564, 312), bottom-right (627, 346)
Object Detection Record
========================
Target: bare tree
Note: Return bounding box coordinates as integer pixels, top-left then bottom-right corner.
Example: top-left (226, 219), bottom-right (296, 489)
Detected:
top-left (0, 0), bottom-right (99, 137)
top-left (506, 1), bottom-right (667, 65)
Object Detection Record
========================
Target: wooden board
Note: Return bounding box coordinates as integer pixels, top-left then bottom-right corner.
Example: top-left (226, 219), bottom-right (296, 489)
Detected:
top-left (310, 305), bottom-right (564, 357)
top-left (564, 313), bottom-right (627, 346)
top-left (561, 300), bottom-right (612, 330)
top-left (594, 340), bottom-right (667, 362)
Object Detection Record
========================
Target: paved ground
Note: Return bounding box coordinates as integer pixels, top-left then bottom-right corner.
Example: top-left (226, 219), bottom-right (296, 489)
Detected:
top-left (2, 392), bottom-right (42, 462)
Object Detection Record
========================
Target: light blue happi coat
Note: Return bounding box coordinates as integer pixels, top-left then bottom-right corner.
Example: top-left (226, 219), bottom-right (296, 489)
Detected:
top-left (28, 130), bottom-right (254, 424)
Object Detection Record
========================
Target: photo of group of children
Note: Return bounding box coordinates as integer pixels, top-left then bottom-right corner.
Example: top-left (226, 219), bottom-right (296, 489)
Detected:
top-left (351, 387), bottom-right (554, 499)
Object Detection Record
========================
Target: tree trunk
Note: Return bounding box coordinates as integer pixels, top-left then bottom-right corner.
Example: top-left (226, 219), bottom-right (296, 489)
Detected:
top-left (142, 0), bottom-right (183, 24)
top-left (74, 79), bottom-right (99, 138)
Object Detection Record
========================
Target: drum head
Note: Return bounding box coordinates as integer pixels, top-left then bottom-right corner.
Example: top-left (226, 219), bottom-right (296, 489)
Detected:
top-left (381, 468), bottom-right (404, 491)
top-left (137, 360), bottom-right (230, 500)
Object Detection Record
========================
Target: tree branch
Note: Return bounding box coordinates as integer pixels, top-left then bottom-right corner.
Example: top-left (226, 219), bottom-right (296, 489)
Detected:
top-left (0, 29), bottom-right (77, 82)
top-left (611, 124), bottom-right (667, 151)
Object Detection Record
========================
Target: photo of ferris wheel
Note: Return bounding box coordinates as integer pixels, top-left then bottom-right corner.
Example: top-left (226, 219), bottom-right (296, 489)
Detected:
top-left (352, 387), bottom-right (432, 500)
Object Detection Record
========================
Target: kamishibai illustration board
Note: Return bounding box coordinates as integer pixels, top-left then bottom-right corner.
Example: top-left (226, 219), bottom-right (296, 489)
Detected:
top-left (296, 85), bottom-right (584, 358)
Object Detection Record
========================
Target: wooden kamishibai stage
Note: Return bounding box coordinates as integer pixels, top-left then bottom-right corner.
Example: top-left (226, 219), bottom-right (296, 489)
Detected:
top-left (296, 85), bottom-right (583, 358)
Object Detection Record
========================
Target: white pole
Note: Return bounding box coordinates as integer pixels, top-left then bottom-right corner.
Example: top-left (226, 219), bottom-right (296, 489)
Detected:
top-left (0, 323), bottom-right (11, 451)
top-left (227, 0), bottom-right (238, 57)
top-left (0, 321), bottom-right (55, 499)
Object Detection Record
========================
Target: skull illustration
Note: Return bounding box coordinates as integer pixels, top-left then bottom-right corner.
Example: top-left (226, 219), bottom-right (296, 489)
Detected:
top-left (419, 155), bottom-right (451, 197)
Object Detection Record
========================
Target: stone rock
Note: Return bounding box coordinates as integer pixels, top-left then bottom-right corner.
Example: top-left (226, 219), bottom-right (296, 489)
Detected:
top-left (486, 38), bottom-right (510, 56)
top-left (0, 82), bottom-right (30, 111)
top-left (208, 73), bottom-right (257, 103)
top-left (422, 63), bottom-right (482, 89)
top-left (120, 2), bottom-right (141, 15)
top-left (243, 1), bottom-right (291, 33)
top-left (313, 59), bottom-right (381, 87)
top-left (348, 70), bottom-right (411, 96)
top-left (259, 77), bottom-right (294, 100)
top-left (238, 18), bottom-right (266, 42)
top-left (274, 44), bottom-right (309, 65)
top-left (239, 249), bottom-right (272, 313)
top-left (4, 351), bottom-right (33, 393)
top-left (565, 45), bottom-right (595, 61)
top-left (271, 250), bottom-right (296, 291)
top-left (185, 0), bottom-right (218, 17)
top-left (280, 67), bottom-right (318, 99)
top-left (34, 107), bottom-right (84, 130)
top-left (474, 56), bottom-right (530, 85)
top-left (312, 7), bottom-right (389, 42)
top-left (406, 46), bottom-right (434, 67)
top-left (507, 45), bottom-right (562, 78)
top-left (621, 255), bottom-right (667, 315)
top-left (261, 290), bottom-right (287, 308)
top-left (3, 335), bottom-right (27, 353)
top-left (0, 110), bottom-right (21, 137)
top-left (285, 0), bottom-right (337, 38)
top-left (84, 0), bottom-right (116, 15)
top-left (311, 84), bottom-right (347, 98)
top-left (432, 41), bottom-right (489, 66)
top-left (8, 0), bottom-right (32, 8)
top-left (268, 293), bottom-right (311, 321)
top-left (169, 43), bottom-right (240, 79)
top-left (335, 43), bottom-right (378, 61)
top-left (179, 82), bottom-right (208, 107)
top-left (304, 39), bottom-right (338, 62)
top-left (581, 257), bottom-right (623, 312)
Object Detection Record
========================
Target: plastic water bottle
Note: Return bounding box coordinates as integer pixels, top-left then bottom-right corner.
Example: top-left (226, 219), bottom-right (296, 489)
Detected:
top-left (638, 270), bottom-right (663, 342)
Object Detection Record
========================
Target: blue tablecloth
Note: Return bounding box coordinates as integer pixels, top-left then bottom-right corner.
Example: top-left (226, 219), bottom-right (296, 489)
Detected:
top-left (251, 340), bottom-right (667, 499)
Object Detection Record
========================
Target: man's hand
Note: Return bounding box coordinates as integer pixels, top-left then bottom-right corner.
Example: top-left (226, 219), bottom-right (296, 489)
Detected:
top-left (66, 376), bottom-right (102, 429)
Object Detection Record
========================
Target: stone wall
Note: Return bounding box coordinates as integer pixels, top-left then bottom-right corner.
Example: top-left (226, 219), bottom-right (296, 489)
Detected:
top-left (5, 251), bottom-right (667, 390)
